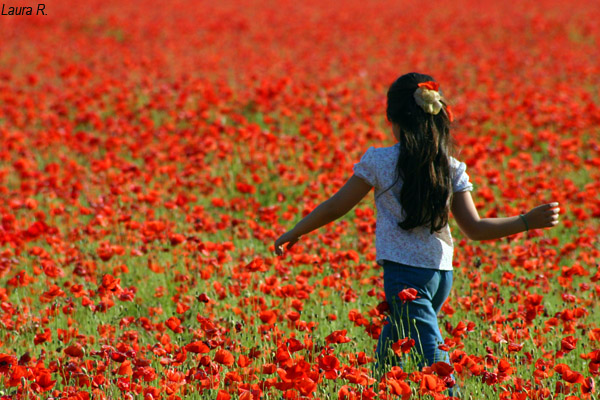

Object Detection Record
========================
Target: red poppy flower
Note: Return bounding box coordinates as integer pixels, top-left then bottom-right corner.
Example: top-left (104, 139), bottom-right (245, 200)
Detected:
top-left (582, 377), bottom-right (595, 396)
top-left (392, 338), bottom-right (415, 355)
top-left (186, 341), bottom-right (210, 354)
top-left (384, 379), bottom-right (408, 399)
top-left (259, 310), bottom-right (277, 325)
top-left (318, 355), bottom-right (340, 379)
top-left (560, 336), bottom-right (578, 353)
top-left (398, 288), bottom-right (419, 302)
top-left (325, 329), bottom-right (351, 344)
top-left (214, 349), bottom-right (235, 366)
top-left (430, 361), bottom-right (454, 377)
top-left (34, 372), bottom-right (56, 392)
top-left (34, 328), bottom-right (51, 345)
top-left (64, 343), bottom-right (84, 358)
top-left (165, 316), bottom-right (184, 333)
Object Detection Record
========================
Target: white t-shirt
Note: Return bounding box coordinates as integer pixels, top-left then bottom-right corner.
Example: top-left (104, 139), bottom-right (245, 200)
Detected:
top-left (353, 143), bottom-right (473, 270)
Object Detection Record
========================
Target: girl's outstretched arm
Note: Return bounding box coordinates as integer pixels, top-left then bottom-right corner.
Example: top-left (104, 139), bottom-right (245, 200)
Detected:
top-left (451, 191), bottom-right (560, 241)
top-left (274, 175), bottom-right (373, 255)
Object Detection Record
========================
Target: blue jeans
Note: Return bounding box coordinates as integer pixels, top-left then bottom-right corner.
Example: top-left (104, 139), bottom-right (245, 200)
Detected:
top-left (375, 261), bottom-right (456, 390)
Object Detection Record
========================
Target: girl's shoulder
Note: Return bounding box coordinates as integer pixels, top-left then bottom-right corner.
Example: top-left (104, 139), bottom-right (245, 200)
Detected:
top-left (448, 155), bottom-right (474, 192)
top-left (360, 144), bottom-right (400, 169)
top-left (354, 144), bottom-right (400, 187)
top-left (448, 155), bottom-right (468, 172)
top-left (449, 155), bottom-right (463, 168)
top-left (362, 143), bottom-right (400, 159)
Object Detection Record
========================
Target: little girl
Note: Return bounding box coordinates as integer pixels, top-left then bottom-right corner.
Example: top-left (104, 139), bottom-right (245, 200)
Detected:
top-left (274, 72), bottom-right (560, 387)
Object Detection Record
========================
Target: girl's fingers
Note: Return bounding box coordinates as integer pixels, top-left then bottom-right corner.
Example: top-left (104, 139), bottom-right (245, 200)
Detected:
top-left (274, 234), bottom-right (298, 255)
top-left (547, 212), bottom-right (559, 227)
top-left (524, 203), bottom-right (560, 230)
top-left (274, 238), bottom-right (285, 255)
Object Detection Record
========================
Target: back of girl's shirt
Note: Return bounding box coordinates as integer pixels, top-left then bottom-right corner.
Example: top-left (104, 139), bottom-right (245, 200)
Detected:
top-left (353, 143), bottom-right (473, 270)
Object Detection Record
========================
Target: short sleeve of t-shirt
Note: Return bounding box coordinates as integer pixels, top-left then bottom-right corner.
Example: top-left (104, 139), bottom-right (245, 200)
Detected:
top-left (353, 147), bottom-right (378, 188)
top-left (451, 158), bottom-right (474, 193)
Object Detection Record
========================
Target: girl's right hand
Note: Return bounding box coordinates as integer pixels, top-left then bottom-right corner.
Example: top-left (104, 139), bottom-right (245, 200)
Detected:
top-left (274, 230), bottom-right (300, 256)
top-left (524, 202), bottom-right (560, 230)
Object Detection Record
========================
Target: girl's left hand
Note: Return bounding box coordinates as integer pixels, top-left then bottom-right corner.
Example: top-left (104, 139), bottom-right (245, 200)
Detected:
top-left (274, 230), bottom-right (300, 256)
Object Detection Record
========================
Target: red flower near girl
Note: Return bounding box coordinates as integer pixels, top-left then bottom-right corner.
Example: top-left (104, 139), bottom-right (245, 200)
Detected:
top-left (325, 329), bottom-right (351, 344)
top-left (392, 338), bottom-right (415, 355)
top-left (398, 288), bottom-right (419, 302)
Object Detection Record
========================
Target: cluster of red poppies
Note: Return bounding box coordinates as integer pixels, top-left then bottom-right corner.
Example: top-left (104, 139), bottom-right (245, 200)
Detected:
top-left (0, 0), bottom-right (598, 399)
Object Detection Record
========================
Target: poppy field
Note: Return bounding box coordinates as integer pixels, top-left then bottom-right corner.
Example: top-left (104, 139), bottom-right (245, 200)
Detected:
top-left (1, 0), bottom-right (599, 399)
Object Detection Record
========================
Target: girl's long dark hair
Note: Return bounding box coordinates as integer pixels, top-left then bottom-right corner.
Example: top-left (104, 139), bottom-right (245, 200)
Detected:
top-left (382, 72), bottom-right (453, 234)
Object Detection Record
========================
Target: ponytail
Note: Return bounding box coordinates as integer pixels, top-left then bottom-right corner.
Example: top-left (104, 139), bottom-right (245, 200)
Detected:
top-left (381, 73), bottom-right (453, 234)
